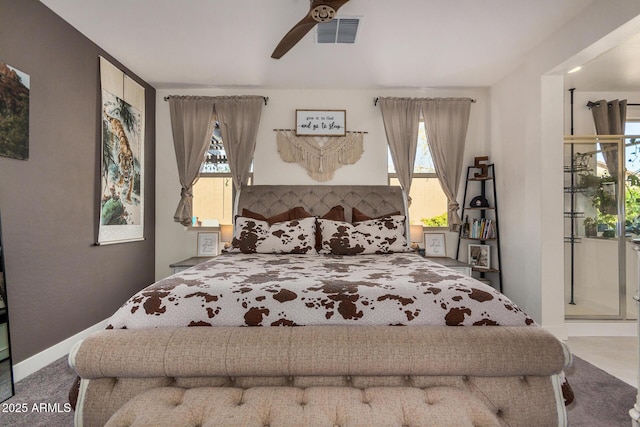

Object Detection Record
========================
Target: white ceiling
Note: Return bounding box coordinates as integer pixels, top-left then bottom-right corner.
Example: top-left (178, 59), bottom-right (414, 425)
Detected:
top-left (565, 31), bottom-right (640, 92)
top-left (39, 0), bottom-right (629, 91)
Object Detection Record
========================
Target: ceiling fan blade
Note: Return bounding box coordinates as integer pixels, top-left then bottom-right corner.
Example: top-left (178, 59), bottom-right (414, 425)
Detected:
top-left (271, 0), bottom-right (351, 59)
top-left (271, 15), bottom-right (318, 59)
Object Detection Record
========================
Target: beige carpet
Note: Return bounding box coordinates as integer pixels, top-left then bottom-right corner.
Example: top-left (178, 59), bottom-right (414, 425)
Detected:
top-left (566, 355), bottom-right (636, 426)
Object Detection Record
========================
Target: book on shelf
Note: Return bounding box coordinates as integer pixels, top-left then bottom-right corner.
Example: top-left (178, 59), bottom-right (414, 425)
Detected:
top-left (469, 218), bottom-right (496, 239)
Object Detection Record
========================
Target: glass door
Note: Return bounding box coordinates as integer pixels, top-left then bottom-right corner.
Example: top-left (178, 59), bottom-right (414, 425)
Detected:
top-left (624, 121), bottom-right (640, 320)
top-left (564, 135), bottom-right (626, 319)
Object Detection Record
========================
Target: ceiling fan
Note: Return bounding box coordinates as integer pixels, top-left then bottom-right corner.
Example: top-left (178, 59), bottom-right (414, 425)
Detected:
top-left (271, 0), bottom-right (350, 59)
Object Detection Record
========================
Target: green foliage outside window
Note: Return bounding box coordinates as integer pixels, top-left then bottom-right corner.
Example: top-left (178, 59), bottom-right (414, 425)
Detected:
top-left (587, 173), bottom-right (640, 236)
top-left (625, 175), bottom-right (640, 235)
top-left (421, 212), bottom-right (448, 227)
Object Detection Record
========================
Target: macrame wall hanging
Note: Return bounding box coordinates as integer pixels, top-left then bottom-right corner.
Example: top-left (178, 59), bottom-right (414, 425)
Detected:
top-left (275, 129), bottom-right (365, 181)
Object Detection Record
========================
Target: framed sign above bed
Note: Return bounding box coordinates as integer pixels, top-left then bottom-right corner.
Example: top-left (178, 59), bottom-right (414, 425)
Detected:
top-left (295, 109), bottom-right (346, 136)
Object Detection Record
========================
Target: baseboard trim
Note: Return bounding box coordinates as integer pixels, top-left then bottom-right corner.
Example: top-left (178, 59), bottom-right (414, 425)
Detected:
top-left (566, 321), bottom-right (637, 337)
top-left (12, 319), bottom-right (108, 382)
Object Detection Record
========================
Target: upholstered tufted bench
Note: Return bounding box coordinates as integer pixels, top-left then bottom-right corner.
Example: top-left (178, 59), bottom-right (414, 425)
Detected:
top-left (104, 385), bottom-right (511, 426)
top-left (70, 326), bottom-right (570, 427)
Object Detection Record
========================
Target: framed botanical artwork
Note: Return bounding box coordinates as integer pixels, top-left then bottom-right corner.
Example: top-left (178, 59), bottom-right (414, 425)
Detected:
top-left (197, 232), bottom-right (219, 256)
top-left (295, 109), bottom-right (346, 136)
top-left (468, 244), bottom-right (491, 269)
top-left (424, 233), bottom-right (446, 257)
top-left (0, 60), bottom-right (29, 161)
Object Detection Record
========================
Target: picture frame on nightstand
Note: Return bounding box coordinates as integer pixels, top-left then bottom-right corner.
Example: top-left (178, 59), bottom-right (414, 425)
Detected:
top-left (197, 232), bottom-right (219, 256)
top-left (424, 233), bottom-right (446, 257)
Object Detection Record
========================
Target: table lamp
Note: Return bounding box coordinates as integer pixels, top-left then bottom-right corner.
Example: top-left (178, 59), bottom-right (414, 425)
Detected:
top-left (410, 224), bottom-right (424, 250)
top-left (220, 224), bottom-right (234, 249)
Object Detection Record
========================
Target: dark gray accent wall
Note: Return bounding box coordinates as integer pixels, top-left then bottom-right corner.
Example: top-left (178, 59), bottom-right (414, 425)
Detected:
top-left (0, 0), bottom-right (156, 362)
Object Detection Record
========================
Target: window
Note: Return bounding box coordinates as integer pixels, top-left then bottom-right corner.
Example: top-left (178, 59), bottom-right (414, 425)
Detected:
top-left (388, 121), bottom-right (448, 227)
top-left (193, 121), bottom-right (446, 228)
top-left (191, 123), bottom-right (251, 227)
top-left (624, 120), bottom-right (640, 235)
top-left (589, 120), bottom-right (640, 236)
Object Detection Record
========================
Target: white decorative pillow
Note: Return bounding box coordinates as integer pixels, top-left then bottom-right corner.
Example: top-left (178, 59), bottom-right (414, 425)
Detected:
top-left (318, 216), bottom-right (410, 255)
top-left (229, 216), bottom-right (316, 254)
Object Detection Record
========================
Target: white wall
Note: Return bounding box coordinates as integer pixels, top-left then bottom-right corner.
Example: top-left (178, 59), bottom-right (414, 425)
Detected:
top-left (155, 87), bottom-right (489, 279)
top-left (491, 0), bottom-right (640, 338)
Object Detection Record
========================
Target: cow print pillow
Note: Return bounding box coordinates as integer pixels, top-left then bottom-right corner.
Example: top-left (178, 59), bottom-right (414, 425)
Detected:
top-left (318, 215), bottom-right (410, 255)
top-left (229, 216), bottom-right (316, 254)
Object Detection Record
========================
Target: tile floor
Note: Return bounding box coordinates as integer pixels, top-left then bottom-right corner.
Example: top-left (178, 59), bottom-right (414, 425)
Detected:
top-left (565, 336), bottom-right (638, 387)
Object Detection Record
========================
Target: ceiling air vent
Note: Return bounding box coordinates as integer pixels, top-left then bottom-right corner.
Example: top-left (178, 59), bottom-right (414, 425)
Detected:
top-left (316, 17), bottom-right (360, 44)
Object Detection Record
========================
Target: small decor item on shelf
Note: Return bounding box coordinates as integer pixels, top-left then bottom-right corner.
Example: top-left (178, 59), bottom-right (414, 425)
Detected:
top-left (462, 215), bottom-right (470, 238)
top-left (468, 244), bottom-right (491, 269)
top-left (470, 195), bottom-right (489, 208)
top-left (473, 156), bottom-right (489, 178)
top-left (467, 218), bottom-right (495, 240)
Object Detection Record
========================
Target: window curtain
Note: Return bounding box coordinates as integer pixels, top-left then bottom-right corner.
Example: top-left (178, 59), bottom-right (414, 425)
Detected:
top-left (590, 99), bottom-right (627, 180)
top-left (168, 95), bottom-right (263, 225)
top-left (168, 96), bottom-right (217, 226)
top-left (421, 98), bottom-right (472, 232)
top-left (379, 97), bottom-right (421, 203)
top-left (214, 96), bottom-right (264, 192)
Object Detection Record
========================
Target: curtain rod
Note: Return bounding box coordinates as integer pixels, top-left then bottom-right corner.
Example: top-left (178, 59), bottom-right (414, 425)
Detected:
top-left (273, 128), bottom-right (368, 134)
top-left (586, 100), bottom-right (640, 108)
top-left (373, 97), bottom-right (477, 106)
top-left (163, 96), bottom-right (269, 106)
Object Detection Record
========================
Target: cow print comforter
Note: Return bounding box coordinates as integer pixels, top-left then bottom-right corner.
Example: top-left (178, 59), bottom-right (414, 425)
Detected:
top-left (107, 252), bottom-right (535, 329)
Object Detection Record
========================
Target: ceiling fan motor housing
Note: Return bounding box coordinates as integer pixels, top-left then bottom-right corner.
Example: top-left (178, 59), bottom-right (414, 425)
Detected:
top-left (311, 5), bottom-right (336, 22)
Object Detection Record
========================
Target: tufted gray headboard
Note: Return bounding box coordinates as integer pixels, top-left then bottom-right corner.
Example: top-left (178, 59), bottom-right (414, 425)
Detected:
top-left (236, 185), bottom-right (408, 225)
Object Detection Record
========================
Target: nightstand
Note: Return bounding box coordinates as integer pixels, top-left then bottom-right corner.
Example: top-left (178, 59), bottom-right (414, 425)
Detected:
top-left (425, 257), bottom-right (473, 277)
top-left (169, 256), bottom-right (215, 274)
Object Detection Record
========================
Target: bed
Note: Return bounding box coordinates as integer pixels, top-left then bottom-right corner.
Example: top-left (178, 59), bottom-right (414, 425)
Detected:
top-left (69, 185), bottom-right (572, 427)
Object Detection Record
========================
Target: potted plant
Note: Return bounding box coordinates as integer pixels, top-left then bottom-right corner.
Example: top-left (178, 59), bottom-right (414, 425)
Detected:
top-left (579, 172), bottom-right (617, 215)
top-left (598, 214), bottom-right (618, 238)
top-left (583, 217), bottom-right (597, 237)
